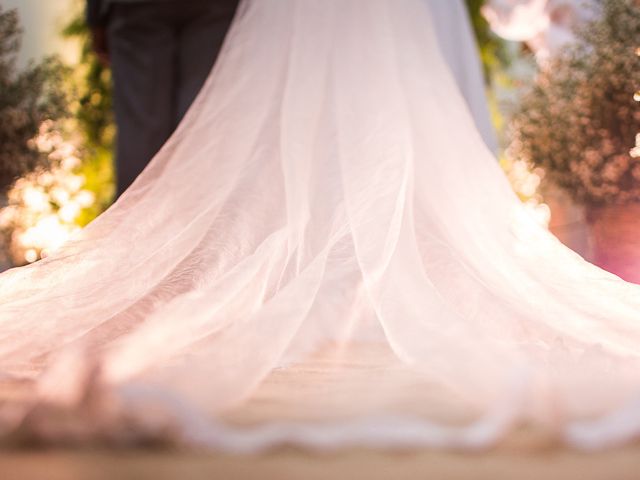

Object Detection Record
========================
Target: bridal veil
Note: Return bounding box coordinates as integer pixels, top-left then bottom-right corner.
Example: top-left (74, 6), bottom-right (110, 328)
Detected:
top-left (2, 0), bottom-right (640, 451)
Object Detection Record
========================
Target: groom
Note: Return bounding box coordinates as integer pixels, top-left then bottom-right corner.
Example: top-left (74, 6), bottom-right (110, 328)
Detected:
top-left (87, 0), bottom-right (239, 197)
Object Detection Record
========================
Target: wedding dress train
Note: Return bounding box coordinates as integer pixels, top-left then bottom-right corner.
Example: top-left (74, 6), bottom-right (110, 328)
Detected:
top-left (427, 0), bottom-right (498, 151)
top-left (2, 0), bottom-right (640, 451)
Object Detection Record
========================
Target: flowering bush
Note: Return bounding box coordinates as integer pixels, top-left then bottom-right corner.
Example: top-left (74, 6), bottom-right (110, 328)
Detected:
top-left (501, 156), bottom-right (550, 225)
top-left (0, 7), bottom-right (67, 194)
top-left (0, 4), bottom-right (110, 267)
top-left (61, 1), bottom-right (115, 223)
top-left (511, 0), bottom-right (640, 206)
top-left (0, 121), bottom-right (95, 265)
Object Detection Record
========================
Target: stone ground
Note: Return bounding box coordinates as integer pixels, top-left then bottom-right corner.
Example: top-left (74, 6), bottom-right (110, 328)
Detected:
top-left (3, 344), bottom-right (640, 480)
top-left (1, 279), bottom-right (637, 480)
top-left (2, 446), bottom-right (640, 480)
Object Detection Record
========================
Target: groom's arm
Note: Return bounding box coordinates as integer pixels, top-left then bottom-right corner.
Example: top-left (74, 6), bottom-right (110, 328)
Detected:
top-left (86, 0), bottom-right (110, 66)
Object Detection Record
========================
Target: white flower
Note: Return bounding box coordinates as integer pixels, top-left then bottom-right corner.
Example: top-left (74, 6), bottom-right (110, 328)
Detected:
top-left (37, 172), bottom-right (55, 187)
top-left (74, 190), bottom-right (96, 208)
top-left (22, 187), bottom-right (50, 213)
top-left (58, 202), bottom-right (81, 223)
top-left (0, 207), bottom-right (15, 229)
top-left (24, 249), bottom-right (38, 264)
top-left (63, 174), bottom-right (85, 193)
top-left (61, 155), bottom-right (82, 171)
top-left (50, 186), bottom-right (71, 206)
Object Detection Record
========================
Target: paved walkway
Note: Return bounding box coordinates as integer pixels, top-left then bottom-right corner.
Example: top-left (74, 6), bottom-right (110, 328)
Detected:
top-left (2, 341), bottom-right (639, 480)
top-left (2, 447), bottom-right (640, 480)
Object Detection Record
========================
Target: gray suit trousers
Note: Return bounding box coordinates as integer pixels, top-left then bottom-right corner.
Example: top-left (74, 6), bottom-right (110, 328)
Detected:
top-left (107, 0), bottom-right (238, 196)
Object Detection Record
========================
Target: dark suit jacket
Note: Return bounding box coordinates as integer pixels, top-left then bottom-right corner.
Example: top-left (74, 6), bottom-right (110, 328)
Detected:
top-left (86, 0), bottom-right (175, 26)
top-left (86, 0), bottom-right (105, 26)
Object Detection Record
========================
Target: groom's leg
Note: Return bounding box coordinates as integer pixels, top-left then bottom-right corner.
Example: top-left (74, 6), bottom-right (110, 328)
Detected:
top-left (108, 4), bottom-right (177, 197)
top-left (175, 0), bottom-right (239, 121)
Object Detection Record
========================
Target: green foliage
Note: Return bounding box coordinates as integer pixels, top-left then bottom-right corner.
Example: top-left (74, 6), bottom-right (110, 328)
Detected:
top-left (62, 9), bottom-right (113, 149)
top-left (464, 0), bottom-right (518, 147)
top-left (62, 0), bottom-right (115, 213)
top-left (512, 0), bottom-right (640, 206)
top-left (464, 0), bottom-right (511, 83)
top-left (0, 7), bottom-right (68, 194)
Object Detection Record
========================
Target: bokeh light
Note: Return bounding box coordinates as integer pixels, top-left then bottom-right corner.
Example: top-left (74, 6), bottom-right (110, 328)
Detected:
top-left (0, 120), bottom-right (96, 265)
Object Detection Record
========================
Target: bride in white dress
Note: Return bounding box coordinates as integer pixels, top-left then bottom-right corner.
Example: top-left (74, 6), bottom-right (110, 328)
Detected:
top-left (1, 0), bottom-right (640, 451)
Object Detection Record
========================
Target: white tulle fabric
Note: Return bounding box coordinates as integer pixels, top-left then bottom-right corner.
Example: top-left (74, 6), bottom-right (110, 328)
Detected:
top-left (426, 0), bottom-right (497, 151)
top-left (2, 0), bottom-right (640, 452)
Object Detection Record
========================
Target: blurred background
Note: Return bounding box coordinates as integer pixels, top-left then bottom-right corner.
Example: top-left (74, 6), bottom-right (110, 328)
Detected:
top-left (0, 0), bottom-right (638, 282)
top-left (1, 0), bottom-right (113, 271)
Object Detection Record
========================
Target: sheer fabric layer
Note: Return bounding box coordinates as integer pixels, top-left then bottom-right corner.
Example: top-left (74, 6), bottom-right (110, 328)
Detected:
top-left (2, 0), bottom-right (640, 452)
